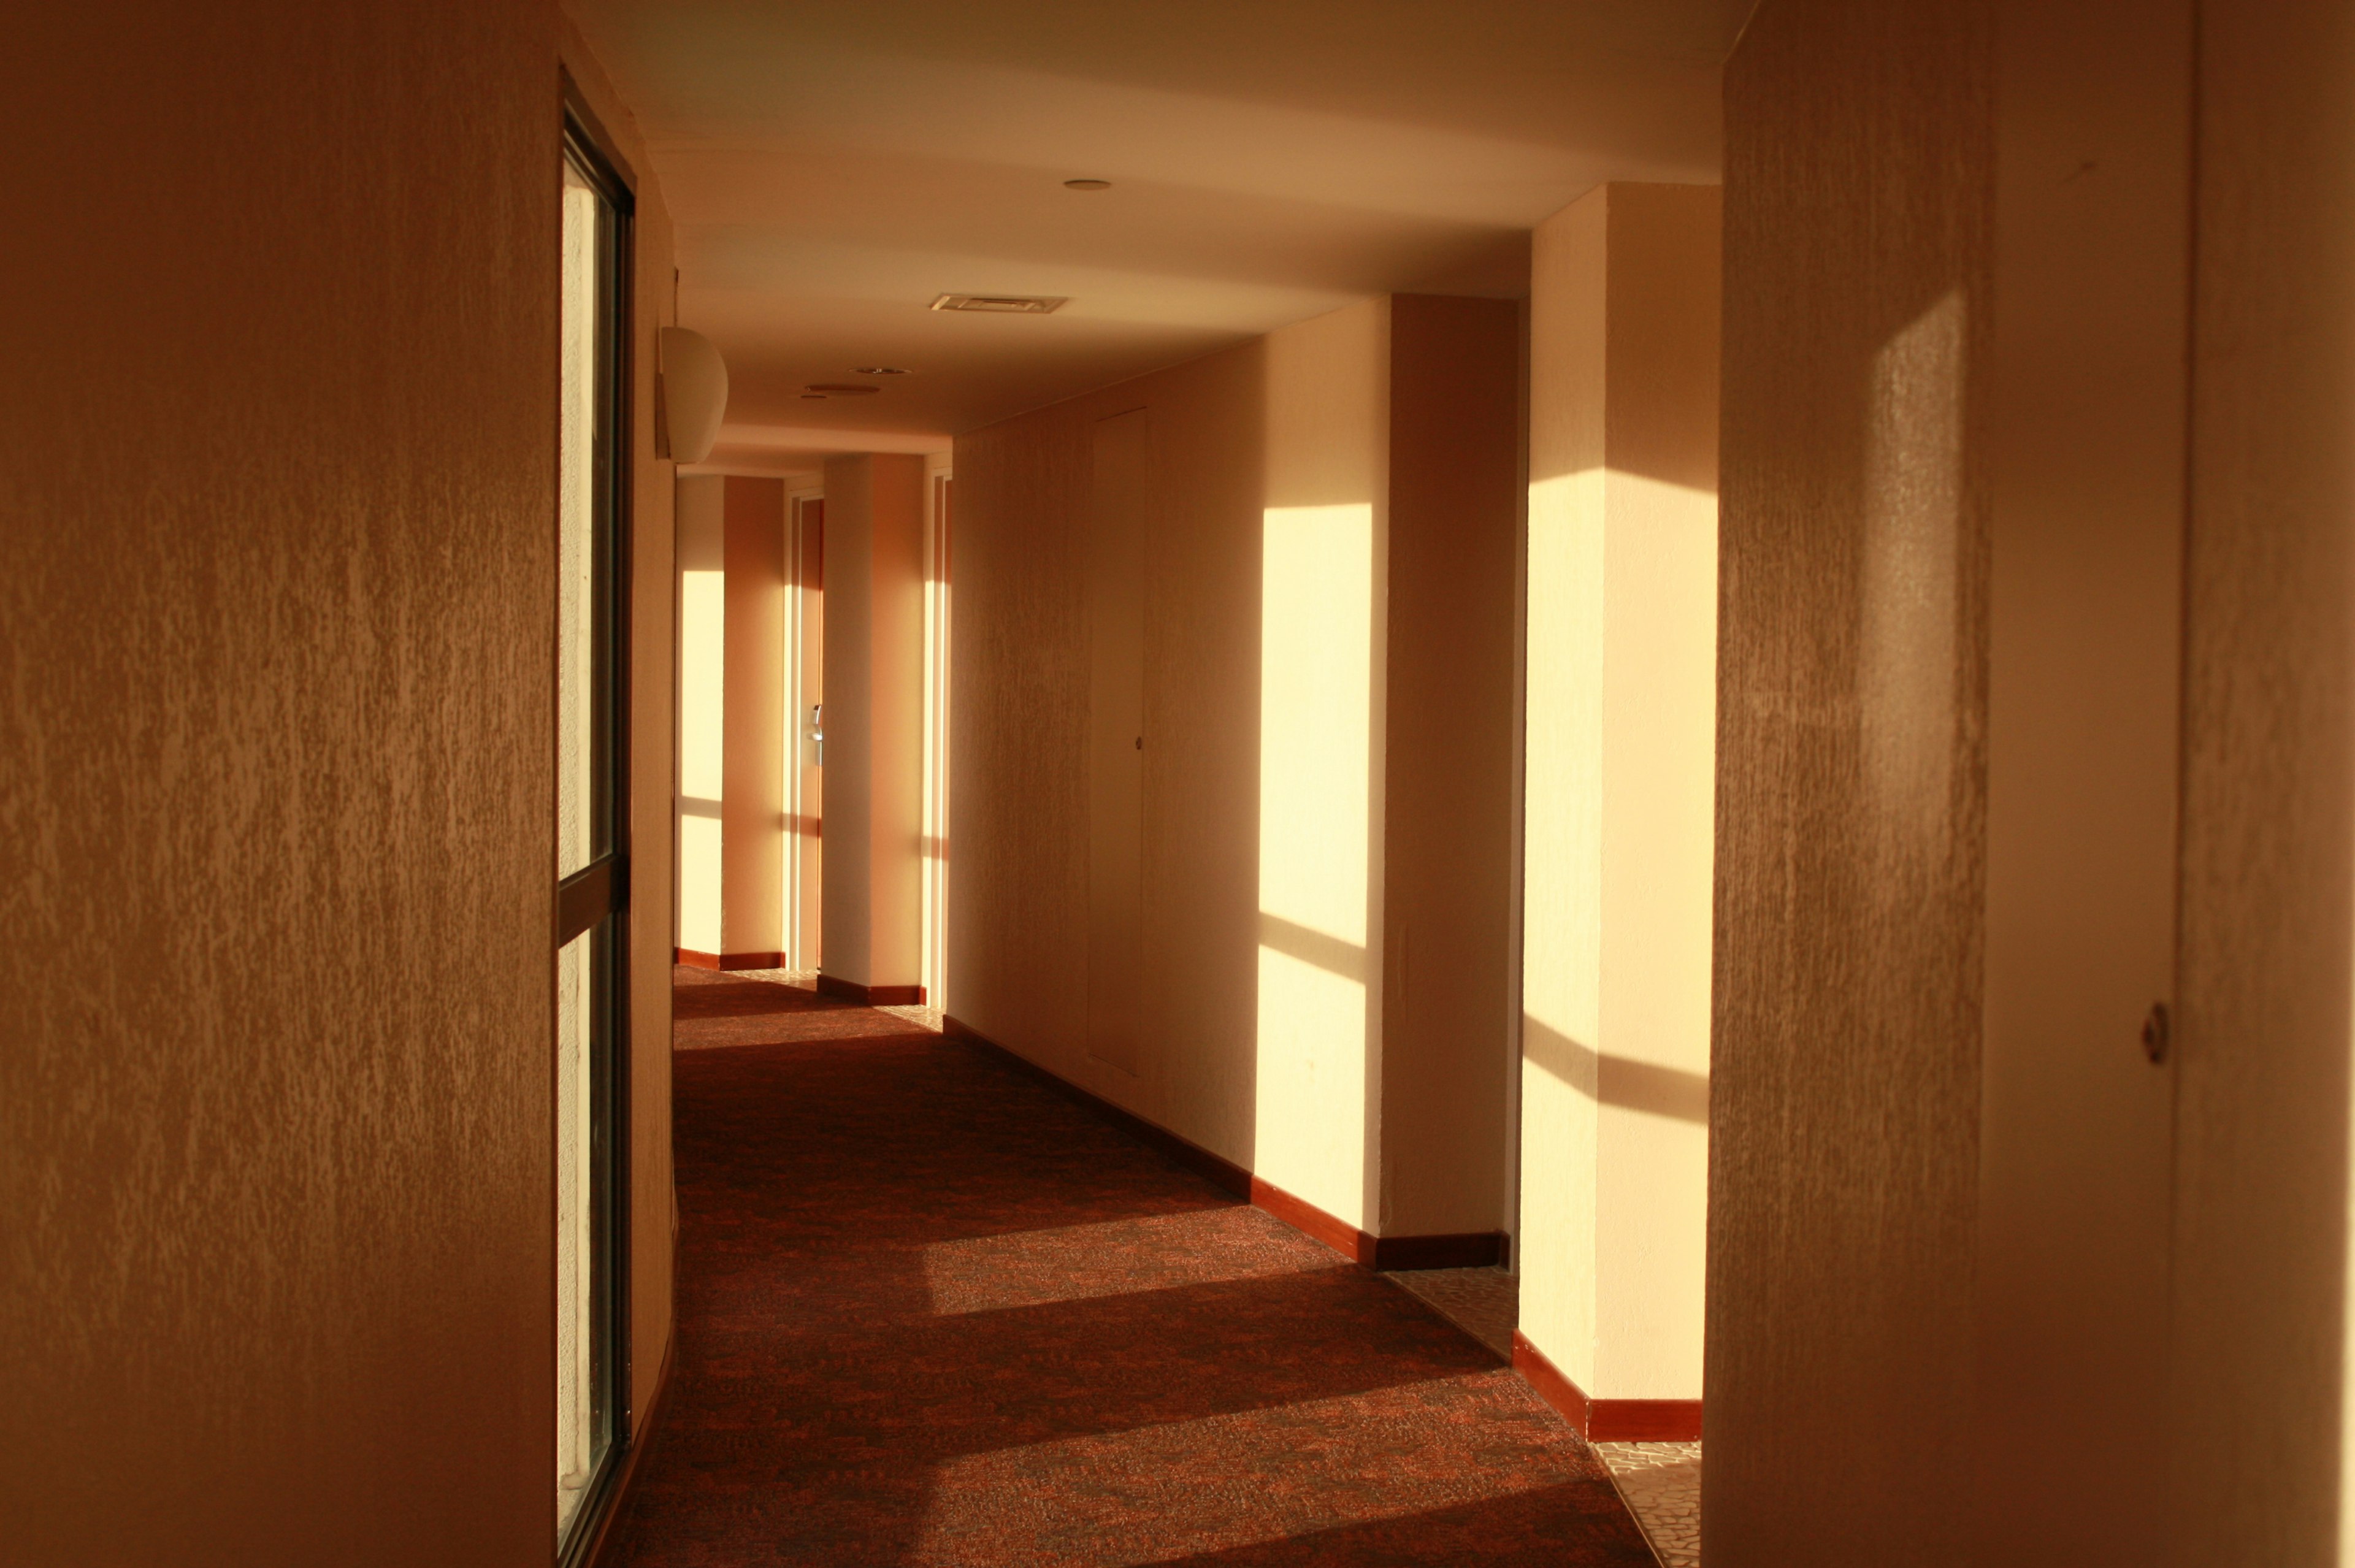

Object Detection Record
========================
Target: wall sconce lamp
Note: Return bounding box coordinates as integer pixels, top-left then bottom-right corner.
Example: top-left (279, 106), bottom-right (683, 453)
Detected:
top-left (658, 326), bottom-right (729, 464)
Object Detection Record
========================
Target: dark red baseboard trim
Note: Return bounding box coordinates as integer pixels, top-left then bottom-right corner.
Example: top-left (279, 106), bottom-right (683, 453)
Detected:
top-left (941, 1014), bottom-right (1507, 1274)
top-left (719, 950), bottom-right (787, 971)
top-left (818, 973), bottom-right (926, 1006)
top-left (1512, 1331), bottom-right (1590, 1432)
top-left (1249, 1175), bottom-right (1368, 1262)
top-left (580, 1332), bottom-right (676, 1568)
top-left (1372, 1230), bottom-right (1509, 1271)
top-left (1590, 1398), bottom-right (1705, 1441)
top-left (1511, 1331), bottom-right (1702, 1440)
top-left (673, 948), bottom-right (721, 971)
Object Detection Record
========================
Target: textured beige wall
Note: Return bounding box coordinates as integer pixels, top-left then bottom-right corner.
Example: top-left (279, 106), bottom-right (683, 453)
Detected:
top-left (722, 476), bottom-right (786, 959)
top-left (1975, 0), bottom-right (2190, 1559)
top-left (1381, 295), bottom-right (1523, 1238)
top-left (1706, 2), bottom-right (2348, 1564)
top-left (2172, 2), bottom-right (2355, 1563)
top-left (1709, 1), bottom-right (1993, 1561)
top-left (954, 298), bottom-right (1517, 1239)
top-left (0, 1), bottom-right (667, 1559)
top-left (1521, 184), bottom-right (1720, 1402)
top-left (821, 454), bottom-right (928, 990)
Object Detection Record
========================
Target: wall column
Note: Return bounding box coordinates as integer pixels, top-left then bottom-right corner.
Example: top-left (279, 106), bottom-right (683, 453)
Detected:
top-left (674, 474), bottom-right (726, 960)
top-left (1377, 295), bottom-right (1523, 1250)
top-left (821, 453), bottom-right (929, 1001)
top-left (721, 476), bottom-right (787, 967)
top-left (1518, 183), bottom-right (1721, 1435)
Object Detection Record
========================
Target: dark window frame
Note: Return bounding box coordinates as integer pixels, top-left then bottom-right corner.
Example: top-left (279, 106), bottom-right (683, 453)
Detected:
top-left (556, 74), bottom-right (635, 1568)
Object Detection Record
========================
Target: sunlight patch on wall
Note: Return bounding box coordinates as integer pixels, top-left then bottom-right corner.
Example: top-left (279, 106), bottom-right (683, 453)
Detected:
top-left (1860, 289), bottom-right (1966, 839)
top-left (678, 567), bottom-right (725, 953)
top-left (1252, 503), bottom-right (1374, 1230)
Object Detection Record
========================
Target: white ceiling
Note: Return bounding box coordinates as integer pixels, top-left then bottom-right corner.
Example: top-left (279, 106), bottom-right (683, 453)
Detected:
top-left (570, 0), bottom-right (1753, 475)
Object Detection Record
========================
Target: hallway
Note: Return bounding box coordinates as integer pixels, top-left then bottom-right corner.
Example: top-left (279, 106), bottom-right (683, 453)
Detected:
top-left (606, 971), bottom-right (1654, 1566)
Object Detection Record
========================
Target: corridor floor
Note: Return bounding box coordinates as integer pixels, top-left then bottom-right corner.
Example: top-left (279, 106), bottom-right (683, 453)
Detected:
top-left (604, 968), bottom-right (1656, 1566)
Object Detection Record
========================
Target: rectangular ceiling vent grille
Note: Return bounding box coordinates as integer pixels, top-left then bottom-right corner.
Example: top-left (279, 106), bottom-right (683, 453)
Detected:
top-left (930, 293), bottom-right (1068, 314)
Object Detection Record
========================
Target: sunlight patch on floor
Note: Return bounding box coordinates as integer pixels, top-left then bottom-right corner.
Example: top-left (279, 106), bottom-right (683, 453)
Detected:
top-left (911, 1372), bottom-right (1576, 1567)
top-left (922, 1206), bottom-right (1343, 1316)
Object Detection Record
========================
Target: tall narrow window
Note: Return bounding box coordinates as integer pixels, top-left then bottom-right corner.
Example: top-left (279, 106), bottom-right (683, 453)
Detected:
top-left (557, 107), bottom-right (632, 1555)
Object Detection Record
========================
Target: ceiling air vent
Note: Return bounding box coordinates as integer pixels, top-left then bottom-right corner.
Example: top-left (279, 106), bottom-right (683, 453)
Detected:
top-left (931, 293), bottom-right (1068, 314)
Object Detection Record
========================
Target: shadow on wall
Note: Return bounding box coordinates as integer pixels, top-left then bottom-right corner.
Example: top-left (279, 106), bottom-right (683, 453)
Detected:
top-left (1522, 1017), bottom-right (1707, 1126)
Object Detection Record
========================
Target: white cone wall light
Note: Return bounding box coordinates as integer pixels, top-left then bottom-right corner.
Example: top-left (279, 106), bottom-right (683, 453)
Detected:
top-left (659, 326), bottom-right (729, 463)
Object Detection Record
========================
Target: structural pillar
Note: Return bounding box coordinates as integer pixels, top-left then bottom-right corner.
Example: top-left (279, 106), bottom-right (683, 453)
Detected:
top-left (721, 476), bottom-right (787, 968)
top-left (1518, 182), bottom-right (1721, 1437)
top-left (819, 453), bottom-right (929, 1003)
top-left (674, 474), bottom-right (726, 960)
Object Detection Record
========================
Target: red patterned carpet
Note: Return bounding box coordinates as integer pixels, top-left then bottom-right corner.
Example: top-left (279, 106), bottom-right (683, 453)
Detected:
top-left (605, 968), bottom-right (1654, 1566)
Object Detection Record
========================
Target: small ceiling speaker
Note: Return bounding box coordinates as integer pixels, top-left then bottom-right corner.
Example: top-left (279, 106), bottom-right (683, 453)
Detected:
top-left (658, 327), bottom-right (728, 464)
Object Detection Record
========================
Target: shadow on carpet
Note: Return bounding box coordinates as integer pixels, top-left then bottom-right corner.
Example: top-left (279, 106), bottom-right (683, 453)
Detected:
top-left (607, 968), bottom-right (1653, 1566)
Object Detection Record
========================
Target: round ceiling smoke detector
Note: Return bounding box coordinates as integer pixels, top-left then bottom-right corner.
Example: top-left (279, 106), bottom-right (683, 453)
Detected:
top-left (853, 366), bottom-right (912, 376)
top-left (805, 383), bottom-right (883, 396)
top-left (1064, 178), bottom-right (1111, 191)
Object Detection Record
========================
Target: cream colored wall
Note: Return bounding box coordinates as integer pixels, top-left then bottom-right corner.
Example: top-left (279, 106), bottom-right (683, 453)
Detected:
top-left (1255, 299), bottom-right (1390, 1229)
top-left (954, 297), bottom-right (1518, 1239)
top-left (675, 473), bottom-right (726, 957)
top-left (821, 453), bottom-right (929, 989)
top-left (1520, 184), bottom-right (1720, 1402)
top-left (1, 1), bottom-right (667, 1556)
top-left (721, 476), bottom-right (786, 960)
top-left (1522, 186), bottom-right (1607, 1394)
top-left (954, 339), bottom-right (1268, 1165)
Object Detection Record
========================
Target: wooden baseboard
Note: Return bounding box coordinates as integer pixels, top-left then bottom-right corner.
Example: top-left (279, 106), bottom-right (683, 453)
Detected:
top-left (1512, 1331), bottom-right (1591, 1431)
top-left (1590, 1398), bottom-right (1705, 1441)
top-left (719, 950), bottom-right (787, 971)
top-left (1248, 1175), bottom-right (1370, 1262)
top-left (673, 948), bottom-right (721, 971)
top-left (1512, 1330), bottom-right (1701, 1440)
top-left (1371, 1230), bottom-right (1509, 1270)
top-left (816, 973), bottom-right (926, 1006)
top-left (578, 1331), bottom-right (676, 1568)
top-left (940, 1014), bottom-right (1507, 1274)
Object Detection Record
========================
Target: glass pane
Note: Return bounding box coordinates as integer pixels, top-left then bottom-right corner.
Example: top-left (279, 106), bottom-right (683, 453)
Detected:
top-left (557, 140), bottom-right (621, 1548)
top-left (558, 157), bottom-right (603, 879)
top-left (556, 920), bottom-right (613, 1539)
